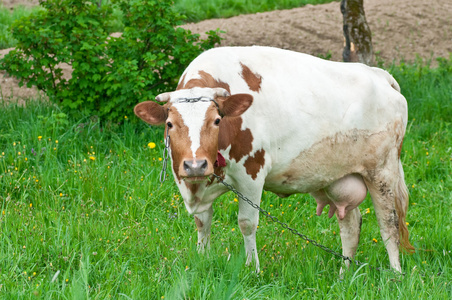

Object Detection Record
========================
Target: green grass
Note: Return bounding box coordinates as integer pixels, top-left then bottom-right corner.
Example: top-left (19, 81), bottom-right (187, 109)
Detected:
top-left (0, 0), bottom-right (337, 49)
top-left (1, 56), bottom-right (451, 298)
top-left (173, 0), bottom-right (337, 23)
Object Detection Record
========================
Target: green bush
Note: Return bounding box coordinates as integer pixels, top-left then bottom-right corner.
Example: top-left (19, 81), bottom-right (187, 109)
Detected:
top-left (0, 0), bottom-right (222, 122)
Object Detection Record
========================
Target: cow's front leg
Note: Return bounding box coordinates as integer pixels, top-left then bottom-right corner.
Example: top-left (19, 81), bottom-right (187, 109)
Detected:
top-left (193, 206), bottom-right (213, 253)
top-left (237, 194), bottom-right (261, 273)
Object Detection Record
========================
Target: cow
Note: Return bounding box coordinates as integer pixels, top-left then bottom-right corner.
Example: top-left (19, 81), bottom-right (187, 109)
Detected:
top-left (134, 46), bottom-right (414, 272)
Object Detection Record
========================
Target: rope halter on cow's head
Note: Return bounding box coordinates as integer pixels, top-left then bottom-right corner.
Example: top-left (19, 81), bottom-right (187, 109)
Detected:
top-left (155, 87), bottom-right (230, 102)
top-left (155, 87), bottom-right (230, 113)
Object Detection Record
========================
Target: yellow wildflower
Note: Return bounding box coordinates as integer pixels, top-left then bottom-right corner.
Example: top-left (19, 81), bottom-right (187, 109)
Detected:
top-left (89, 156), bottom-right (95, 161)
top-left (148, 142), bottom-right (156, 149)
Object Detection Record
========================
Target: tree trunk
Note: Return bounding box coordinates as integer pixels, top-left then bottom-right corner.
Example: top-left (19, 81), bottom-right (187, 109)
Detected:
top-left (341, 0), bottom-right (374, 66)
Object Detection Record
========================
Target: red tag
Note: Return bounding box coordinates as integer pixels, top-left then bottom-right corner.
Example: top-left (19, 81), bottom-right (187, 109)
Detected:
top-left (214, 151), bottom-right (226, 168)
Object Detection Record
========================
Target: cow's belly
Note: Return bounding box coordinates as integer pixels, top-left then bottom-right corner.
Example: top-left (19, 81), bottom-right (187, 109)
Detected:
top-left (263, 126), bottom-right (394, 195)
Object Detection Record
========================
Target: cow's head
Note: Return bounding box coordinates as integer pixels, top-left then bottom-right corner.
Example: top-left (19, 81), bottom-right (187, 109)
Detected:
top-left (134, 87), bottom-right (253, 183)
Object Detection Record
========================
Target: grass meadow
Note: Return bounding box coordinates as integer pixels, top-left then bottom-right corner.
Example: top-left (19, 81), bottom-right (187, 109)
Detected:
top-left (1, 53), bottom-right (451, 298)
top-left (1, 0), bottom-right (452, 298)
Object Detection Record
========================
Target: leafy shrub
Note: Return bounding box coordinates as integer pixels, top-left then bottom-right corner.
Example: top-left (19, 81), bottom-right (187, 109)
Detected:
top-left (0, 5), bottom-right (42, 49)
top-left (0, 0), bottom-right (222, 122)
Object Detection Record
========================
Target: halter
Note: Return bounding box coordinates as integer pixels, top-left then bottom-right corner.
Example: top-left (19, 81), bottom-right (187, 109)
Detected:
top-left (172, 96), bottom-right (220, 111)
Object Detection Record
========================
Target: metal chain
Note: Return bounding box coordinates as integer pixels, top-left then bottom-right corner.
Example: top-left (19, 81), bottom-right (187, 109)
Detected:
top-left (211, 173), bottom-right (397, 272)
top-left (159, 127), bottom-right (170, 183)
top-left (173, 97), bottom-right (212, 103)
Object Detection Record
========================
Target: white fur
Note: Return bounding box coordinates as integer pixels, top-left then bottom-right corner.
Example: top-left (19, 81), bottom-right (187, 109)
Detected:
top-left (173, 101), bottom-right (210, 159)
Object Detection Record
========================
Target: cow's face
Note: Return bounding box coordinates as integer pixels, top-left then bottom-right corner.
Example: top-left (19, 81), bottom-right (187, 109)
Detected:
top-left (135, 87), bottom-right (253, 183)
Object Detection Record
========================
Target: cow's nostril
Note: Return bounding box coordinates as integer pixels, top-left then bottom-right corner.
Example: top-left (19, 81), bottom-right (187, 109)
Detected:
top-left (200, 160), bottom-right (208, 171)
top-left (183, 161), bottom-right (191, 173)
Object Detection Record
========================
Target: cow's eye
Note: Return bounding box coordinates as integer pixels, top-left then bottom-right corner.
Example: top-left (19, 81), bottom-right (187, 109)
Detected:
top-left (167, 121), bottom-right (173, 128)
top-left (214, 118), bottom-right (221, 125)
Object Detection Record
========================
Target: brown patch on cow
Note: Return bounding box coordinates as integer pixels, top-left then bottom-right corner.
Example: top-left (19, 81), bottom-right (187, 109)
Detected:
top-left (244, 149), bottom-right (266, 180)
top-left (184, 181), bottom-right (200, 195)
top-left (208, 153), bottom-right (226, 187)
top-left (194, 215), bottom-right (203, 228)
top-left (179, 70), bottom-right (231, 93)
top-left (264, 127), bottom-right (395, 194)
top-left (238, 219), bottom-right (255, 236)
top-left (393, 118), bottom-right (405, 160)
top-left (397, 137), bottom-right (404, 159)
top-left (176, 73), bottom-right (187, 90)
top-left (218, 117), bottom-right (254, 162)
top-left (134, 101), bottom-right (168, 125)
top-left (166, 106), bottom-right (191, 182)
top-left (207, 167), bottom-right (225, 187)
top-left (240, 63), bottom-right (262, 92)
top-left (196, 104), bottom-right (222, 164)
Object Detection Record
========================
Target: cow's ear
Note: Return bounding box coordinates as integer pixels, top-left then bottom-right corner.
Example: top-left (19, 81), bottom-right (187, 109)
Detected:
top-left (134, 101), bottom-right (167, 125)
top-left (219, 93), bottom-right (253, 117)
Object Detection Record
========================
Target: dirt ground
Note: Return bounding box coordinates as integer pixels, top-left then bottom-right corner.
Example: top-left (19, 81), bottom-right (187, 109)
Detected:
top-left (1, 0), bottom-right (451, 101)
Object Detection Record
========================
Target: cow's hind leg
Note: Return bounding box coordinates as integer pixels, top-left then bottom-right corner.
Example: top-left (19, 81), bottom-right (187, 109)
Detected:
top-left (364, 160), bottom-right (413, 272)
top-left (366, 177), bottom-right (400, 271)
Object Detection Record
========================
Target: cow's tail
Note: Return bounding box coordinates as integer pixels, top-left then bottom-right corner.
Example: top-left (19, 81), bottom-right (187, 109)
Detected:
top-left (372, 67), bottom-right (401, 93)
top-left (395, 160), bottom-right (415, 253)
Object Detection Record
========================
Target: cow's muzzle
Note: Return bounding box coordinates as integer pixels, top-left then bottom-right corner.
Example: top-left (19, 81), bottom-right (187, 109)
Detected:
top-left (182, 159), bottom-right (209, 179)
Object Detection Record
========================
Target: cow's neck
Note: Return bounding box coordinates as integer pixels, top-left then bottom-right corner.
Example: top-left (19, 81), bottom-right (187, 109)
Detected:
top-left (177, 180), bottom-right (210, 214)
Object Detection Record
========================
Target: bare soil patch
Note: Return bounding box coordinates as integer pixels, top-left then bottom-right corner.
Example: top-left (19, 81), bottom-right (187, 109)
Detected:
top-left (183, 0), bottom-right (452, 64)
top-left (1, 0), bottom-right (451, 101)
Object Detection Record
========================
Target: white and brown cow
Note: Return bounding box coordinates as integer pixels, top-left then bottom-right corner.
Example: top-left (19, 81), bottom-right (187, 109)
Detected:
top-left (135, 46), bottom-right (414, 272)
